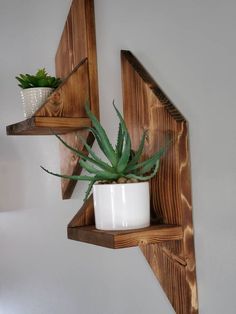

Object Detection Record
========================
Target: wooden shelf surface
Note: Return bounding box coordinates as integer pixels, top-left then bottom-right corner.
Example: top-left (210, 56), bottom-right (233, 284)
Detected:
top-left (6, 117), bottom-right (91, 135)
top-left (67, 224), bottom-right (183, 249)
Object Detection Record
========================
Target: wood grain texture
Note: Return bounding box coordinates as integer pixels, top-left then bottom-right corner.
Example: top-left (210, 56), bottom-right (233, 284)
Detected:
top-left (55, 0), bottom-right (99, 199)
top-left (35, 59), bottom-right (89, 118)
top-left (6, 59), bottom-right (90, 135)
top-left (6, 117), bottom-right (91, 135)
top-left (6, 0), bottom-right (99, 199)
top-left (121, 50), bottom-right (198, 314)
top-left (68, 224), bottom-right (183, 249)
top-left (68, 194), bottom-right (95, 228)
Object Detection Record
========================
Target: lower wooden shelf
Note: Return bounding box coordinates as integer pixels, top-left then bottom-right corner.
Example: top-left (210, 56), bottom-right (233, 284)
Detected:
top-left (67, 224), bottom-right (183, 249)
top-left (6, 117), bottom-right (91, 135)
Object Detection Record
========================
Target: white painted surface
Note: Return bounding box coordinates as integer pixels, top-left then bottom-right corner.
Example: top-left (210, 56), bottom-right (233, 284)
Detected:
top-left (93, 182), bottom-right (150, 230)
top-left (0, 0), bottom-right (236, 313)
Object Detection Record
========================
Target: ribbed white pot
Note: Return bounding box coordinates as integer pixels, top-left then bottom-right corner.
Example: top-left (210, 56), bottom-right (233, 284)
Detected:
top-left (93, 182), bottom-right (150, 230)
top-left (20, 87), bottom-right (54, 118)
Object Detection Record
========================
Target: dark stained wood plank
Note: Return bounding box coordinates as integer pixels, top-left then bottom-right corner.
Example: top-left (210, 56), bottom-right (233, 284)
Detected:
top-left (140, 243), bottom-right (189, 312)
top-left (68, 224), bottom-right (183, 249)
top-left (68, 194), bottom-right (95, 228)
top-left (55, 0), bottom-right (99, 199)
top-left (6, 117), bottom-right (91, 135)
top-left (59, 130), bottom-right (95, 199)
top-left (121, 50), bottom-right (198, 314)
top-left (35, 58), bottom-right (89, 118)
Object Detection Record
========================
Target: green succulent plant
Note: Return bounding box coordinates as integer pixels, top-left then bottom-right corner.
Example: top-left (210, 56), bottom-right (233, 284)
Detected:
top-left (16, 68), bottom-right (61, 89)
top-left (41, 102), bottom-right (170, 202)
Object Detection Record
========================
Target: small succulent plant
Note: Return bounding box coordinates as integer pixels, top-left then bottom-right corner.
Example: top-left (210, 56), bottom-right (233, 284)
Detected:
top-left (41, 102), bottom-right (170, 202)
top-left (16, 68), bottom-right (61, 89)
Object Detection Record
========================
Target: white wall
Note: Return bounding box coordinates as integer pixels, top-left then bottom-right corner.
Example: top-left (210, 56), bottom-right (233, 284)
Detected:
top-left (0, 1), bottom-right (236, 313)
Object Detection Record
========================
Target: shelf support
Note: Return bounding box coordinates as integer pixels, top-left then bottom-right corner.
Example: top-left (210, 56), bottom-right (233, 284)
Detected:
top-left (55, 0), bottom-right (99, 199)
top-left (121, 50), bottom-right (198, 314)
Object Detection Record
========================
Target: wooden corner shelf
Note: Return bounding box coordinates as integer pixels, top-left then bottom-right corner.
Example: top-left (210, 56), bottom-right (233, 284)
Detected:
top-left (6, 58), bottom-right (91, 136)
top-left (67, 48), bottom-right (198, 313)
top-left (6, 117), bottom-right (91, 135)
top-left (67, 224), bottom-right (183, 249)
top-left (6, 0), bottom-right (100, 200)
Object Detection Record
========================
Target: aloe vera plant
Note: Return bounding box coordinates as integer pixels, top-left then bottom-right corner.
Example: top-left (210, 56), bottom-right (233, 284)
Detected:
top-left (41, 102), bottom-right (170, 201)
top-left (16, 68), bottom-right (61, 89)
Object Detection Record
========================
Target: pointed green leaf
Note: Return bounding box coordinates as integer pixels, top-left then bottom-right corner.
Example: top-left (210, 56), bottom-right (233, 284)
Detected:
top-left (127, 147), bottom-right (165, 172)
top-left (40, 166), bottom-right (95, 181)
top-left (85, 103), bottom-right (117, 166)
top-left (77, 133), bottom-right (114, 172)
top-left (53, 132), bottom-right (113, 171)
top-left (83, 180), bottom-right (96, 202)
top-left (126, 159), bottom-right (160, 181)
top-left (126, 130), bottom-right (147, 170)
top-left (113, 102), bottom-right (131, 172)
top-left (115, 123), bottom-right (124, 158)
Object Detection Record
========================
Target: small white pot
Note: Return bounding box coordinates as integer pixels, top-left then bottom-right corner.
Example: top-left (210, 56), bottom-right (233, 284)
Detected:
top-left (93, 182), bottom-right (150, 230)
top-left (20, 87), bottom-right (54, 118)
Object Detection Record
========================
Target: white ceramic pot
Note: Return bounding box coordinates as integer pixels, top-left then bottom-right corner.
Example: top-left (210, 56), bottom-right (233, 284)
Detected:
top-left (93, 182), bottom-right (150, 230)
top-left (20, 87), bottom-right (54, 118)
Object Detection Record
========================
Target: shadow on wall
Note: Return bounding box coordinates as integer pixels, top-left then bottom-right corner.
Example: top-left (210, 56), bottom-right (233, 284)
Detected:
top-left (0, 136), bottom-right (26, 212)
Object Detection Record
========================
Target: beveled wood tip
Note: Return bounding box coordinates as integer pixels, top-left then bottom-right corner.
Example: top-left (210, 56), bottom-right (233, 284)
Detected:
top-left (121, 49), bottom-right (186, 122)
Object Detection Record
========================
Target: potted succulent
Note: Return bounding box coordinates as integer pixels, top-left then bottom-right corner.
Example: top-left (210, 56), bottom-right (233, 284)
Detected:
top-left (16, 68), bottom-right (61, 118)
top-left (41, 103), bottom-right (169, 231)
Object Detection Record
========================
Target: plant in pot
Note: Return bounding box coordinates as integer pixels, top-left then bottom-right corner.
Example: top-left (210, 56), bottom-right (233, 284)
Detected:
top-left (16, 68), bottom-right (61, 118)
top-left (41, 103), bottom-right (169, 231)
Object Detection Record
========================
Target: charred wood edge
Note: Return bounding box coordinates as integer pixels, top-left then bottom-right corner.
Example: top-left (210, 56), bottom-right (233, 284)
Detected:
top-left (121, 50), bottom-right (185, 122)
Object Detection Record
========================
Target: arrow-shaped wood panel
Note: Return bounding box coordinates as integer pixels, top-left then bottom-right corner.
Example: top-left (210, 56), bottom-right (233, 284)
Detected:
top-left (121, 50), bottom-right (198, 314)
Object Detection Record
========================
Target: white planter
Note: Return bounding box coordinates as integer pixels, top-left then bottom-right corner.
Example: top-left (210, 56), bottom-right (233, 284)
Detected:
top-left (93, 182), bottom-right (150, 230)
top-left (20, 87), bottom-right (54, 118)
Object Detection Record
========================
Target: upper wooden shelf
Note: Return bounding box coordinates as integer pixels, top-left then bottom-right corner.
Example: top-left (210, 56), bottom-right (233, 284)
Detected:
top-left (6, 117), bottom-right (91, 135)
top-left (6, 58), bottom-right (91, 136)
top-left (67, 224), bottom-right (183, 249)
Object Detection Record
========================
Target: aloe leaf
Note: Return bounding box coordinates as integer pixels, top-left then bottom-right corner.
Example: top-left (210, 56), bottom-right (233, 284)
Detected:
top-left (79, 160), bottom-right (119, 180)
top-left (126, 159), bottom-right (160, 181)
top-left (116, 132), bottom-right (131, 173)
top-left (96, 171), bottom-right (120, 181)
top-left (54, 133), bottom-right (112, 171)
top-left (126, 130), bottom-right (147, 170)
top-left (85, 103), bottom-right (117, 166)
top-left (139, 156), bottom-right (160, 174)
top-left (79, 159), bottom-right (118, 180)
top-left (127, 147), bottom-right (165, 172)
top-left (79, 159), bottom-right (100, 175)
top-left (40, 166), bottom-right (95, 181)
top-left (54, 133), bottom-right (91, 159)
top-left (83, 180), bottom-right (96, 202)
top-left (112, 102), bottom-right (131, 172)
top-left (115, 123), bottom-right (124, 158)
top-left (88, 128), bottom-right (109, 158)
top-left (77, 133), bottom-right (114, 172)
top-left (139, 157), bottom-right (158, 174)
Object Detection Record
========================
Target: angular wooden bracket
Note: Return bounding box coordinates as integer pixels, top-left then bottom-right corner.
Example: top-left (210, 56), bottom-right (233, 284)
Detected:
top-left (55, 0), bottom-right (99, 199)
top-left (67, 50), bottom-right (198, 314)
top-left (121, 50), bottom-right (198, 313)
